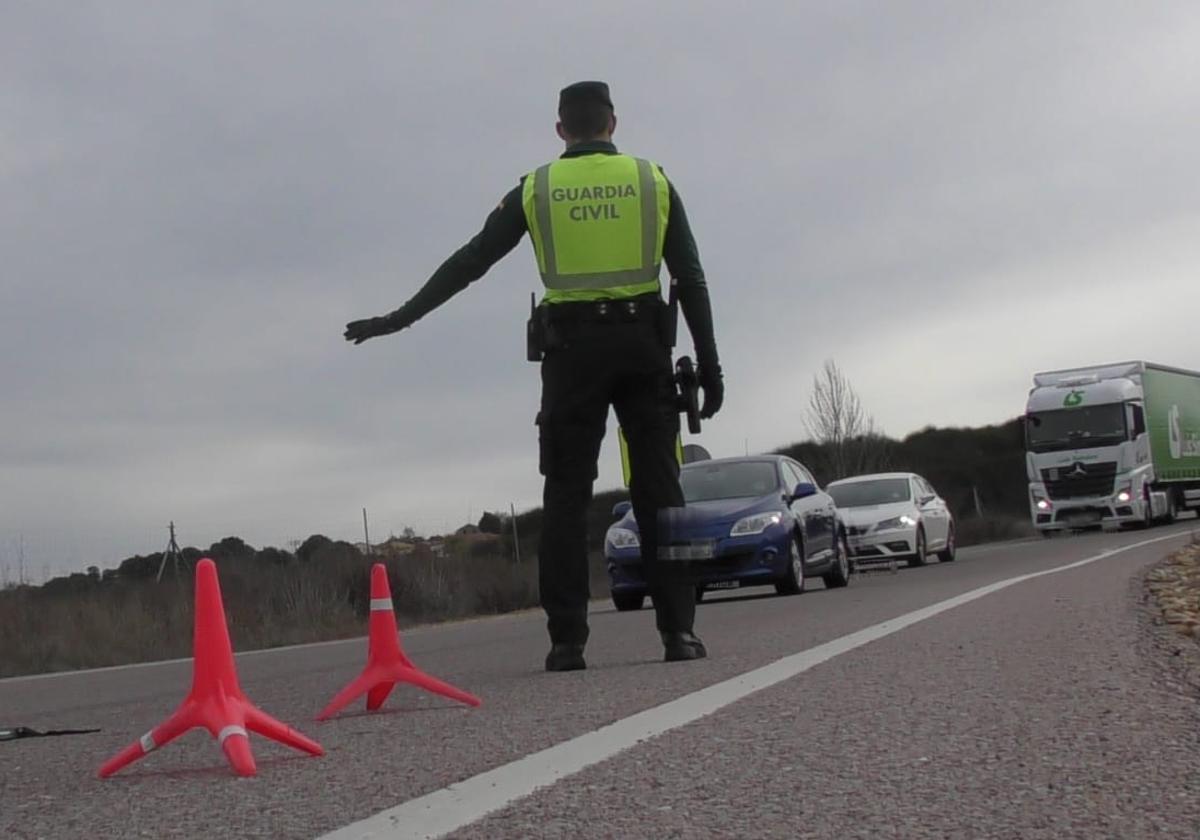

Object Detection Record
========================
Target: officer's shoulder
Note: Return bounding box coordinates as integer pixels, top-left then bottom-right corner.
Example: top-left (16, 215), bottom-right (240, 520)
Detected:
top-left (619, 153), bottom-right (668, 178)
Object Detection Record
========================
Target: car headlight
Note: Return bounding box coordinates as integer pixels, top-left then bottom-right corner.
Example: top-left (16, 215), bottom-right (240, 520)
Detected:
top-left (875, 515), bottom-right (917, 531)
top-left (730, 512), bottom-right (782, 536)
top-left (607, 528), bottom-right (640, 549)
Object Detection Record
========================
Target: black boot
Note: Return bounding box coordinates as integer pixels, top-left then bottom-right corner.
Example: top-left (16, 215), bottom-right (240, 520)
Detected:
top-left (545, 643), bottom-right (587, 672)
top-left (662, 631), bottom-right (707, 662)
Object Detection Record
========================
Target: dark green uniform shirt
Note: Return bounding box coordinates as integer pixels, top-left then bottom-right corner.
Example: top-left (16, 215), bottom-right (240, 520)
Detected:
top-left (384, 141), bottom-right (720, 370)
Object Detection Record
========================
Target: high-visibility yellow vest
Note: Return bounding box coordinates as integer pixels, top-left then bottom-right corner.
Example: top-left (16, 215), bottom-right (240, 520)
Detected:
top-left (522, 153), bottom-right (670, 303)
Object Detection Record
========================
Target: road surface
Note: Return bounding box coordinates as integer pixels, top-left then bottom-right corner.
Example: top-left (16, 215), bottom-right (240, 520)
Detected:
top-left (3, 522), bottom-right (1199, 839)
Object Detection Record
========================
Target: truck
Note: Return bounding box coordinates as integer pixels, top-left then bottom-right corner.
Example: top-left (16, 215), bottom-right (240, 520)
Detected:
top-left (1024, 361), bottom-right (1200, 535)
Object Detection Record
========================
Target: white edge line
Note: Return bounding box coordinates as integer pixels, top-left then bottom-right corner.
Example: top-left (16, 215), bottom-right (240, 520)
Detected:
top-left (319, 531), bottom-right (1186, 840)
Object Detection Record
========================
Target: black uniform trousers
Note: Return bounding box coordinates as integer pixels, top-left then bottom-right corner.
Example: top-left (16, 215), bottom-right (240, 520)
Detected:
top-left (536, 314), bottom-right (694, 646)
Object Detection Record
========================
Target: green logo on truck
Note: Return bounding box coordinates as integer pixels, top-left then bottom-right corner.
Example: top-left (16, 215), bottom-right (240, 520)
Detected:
top-left (1063, 389), bottom-right (1085, 407)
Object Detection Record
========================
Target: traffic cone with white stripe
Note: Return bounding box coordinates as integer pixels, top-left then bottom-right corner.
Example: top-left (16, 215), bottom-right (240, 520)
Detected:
top-left (316, 563), bottom-right (481, 720)
top-left (97, 558), bottom-right (324, 778)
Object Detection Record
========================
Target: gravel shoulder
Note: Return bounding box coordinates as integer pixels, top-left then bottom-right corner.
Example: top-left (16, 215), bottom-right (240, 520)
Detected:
top-left (1141, 537), bottom-right (1200, 698)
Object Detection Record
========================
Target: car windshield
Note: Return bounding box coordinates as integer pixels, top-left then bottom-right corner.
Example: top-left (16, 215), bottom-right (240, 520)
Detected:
top-left (680, 462), bottom-right (779, 503)
top-left (1026, 404), bottom-right (1127, 453)
top-left (827, 478), bottom-right (911, 507)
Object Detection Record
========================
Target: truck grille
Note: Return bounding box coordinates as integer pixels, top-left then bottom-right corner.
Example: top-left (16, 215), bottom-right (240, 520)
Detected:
top-left (1041, 462), bottom-right (1118, 500)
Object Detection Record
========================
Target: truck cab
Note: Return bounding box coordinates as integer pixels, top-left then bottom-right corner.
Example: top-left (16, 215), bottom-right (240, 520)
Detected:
top-left (1025, 363), bottom-right (1174, 533)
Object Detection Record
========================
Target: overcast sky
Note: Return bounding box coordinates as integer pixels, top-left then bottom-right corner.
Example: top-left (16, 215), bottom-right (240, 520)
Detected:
top-left (3, 1), bottom-right (1198, 577)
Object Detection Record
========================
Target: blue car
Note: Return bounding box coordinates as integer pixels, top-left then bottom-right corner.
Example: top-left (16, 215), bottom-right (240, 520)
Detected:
top-left (605, 455), bottom-right (851, 611)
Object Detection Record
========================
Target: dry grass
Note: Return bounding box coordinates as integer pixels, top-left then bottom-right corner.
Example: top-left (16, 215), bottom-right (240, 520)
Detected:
top-left (0, 548), bottom-right (554, 678)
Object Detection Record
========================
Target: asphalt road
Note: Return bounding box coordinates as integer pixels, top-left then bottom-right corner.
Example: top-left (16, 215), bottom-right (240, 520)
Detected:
top-left (3, 522), bottom-right (1199, 839)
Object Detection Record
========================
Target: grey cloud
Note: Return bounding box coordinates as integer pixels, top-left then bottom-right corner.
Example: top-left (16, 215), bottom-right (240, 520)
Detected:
top-left (3, 1), bottom-right (1199, 574)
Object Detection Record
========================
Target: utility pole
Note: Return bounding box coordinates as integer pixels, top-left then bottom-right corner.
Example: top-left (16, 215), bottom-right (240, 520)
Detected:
top-left (510, 502), bottom-right (522, 565)
top-left (156, 522), bottom-right (183, 583)
top-left (362, 508), bottom-right (372, 556)
top-left (18, 534), bottom-right (25, 587)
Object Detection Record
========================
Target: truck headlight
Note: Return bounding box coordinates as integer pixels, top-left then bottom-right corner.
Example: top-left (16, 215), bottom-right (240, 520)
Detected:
top-left (730, 512), bottom-right (782, 536)
top-left (1036, 499), bottom-right (1051, 511)
top-left (1115, 484), bottom-right (1132, 503)
top-left (607, 528), bottom-right (640, 549)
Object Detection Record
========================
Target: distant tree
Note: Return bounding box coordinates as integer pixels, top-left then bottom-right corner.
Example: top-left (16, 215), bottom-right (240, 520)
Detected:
top-left (207, 537), bottom-right (256, 566)
top-left (42, 572), bottom-right (96, 595)
top-left (401, 526), bottom-right (417, 540)
top-left (804, 359), bottom-right (891, 481)
top-left (255, 547), bottom-right (295, 566)
top-left (117, 553), bottom-right (161, 580)
top-left (477, 511), bottom-right (504, 534)
top-left (181, 547), bottom-right (203, 569)
top-left (296, 534), bottom-right (359, 565)
top-left (893, 419), bottom-right (1026, 517)
top-left (297, 535), bottom-right (333, 564)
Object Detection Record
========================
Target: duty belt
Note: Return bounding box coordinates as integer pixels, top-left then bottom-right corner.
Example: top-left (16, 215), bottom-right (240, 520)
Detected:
top-left (543, 298), bottom-right (662, 325)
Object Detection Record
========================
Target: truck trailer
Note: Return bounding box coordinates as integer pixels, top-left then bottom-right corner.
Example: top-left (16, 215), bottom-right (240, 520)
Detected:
top-left (1024, 361), bottom-right (1200, 534)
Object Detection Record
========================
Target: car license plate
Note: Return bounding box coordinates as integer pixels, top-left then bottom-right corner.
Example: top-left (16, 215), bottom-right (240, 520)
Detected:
top-left (707, 580), bottom-right (739, 590)
top-left (661, 541), bottom-right (716, 561)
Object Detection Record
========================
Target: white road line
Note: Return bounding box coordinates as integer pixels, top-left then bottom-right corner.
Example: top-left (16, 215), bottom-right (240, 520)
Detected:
top-left (319, 531), bottom-right (1187, 840)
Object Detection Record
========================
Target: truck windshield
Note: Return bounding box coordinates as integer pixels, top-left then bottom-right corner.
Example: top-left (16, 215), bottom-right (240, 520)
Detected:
top-left (1026, 404), bottom-right (1128, 453)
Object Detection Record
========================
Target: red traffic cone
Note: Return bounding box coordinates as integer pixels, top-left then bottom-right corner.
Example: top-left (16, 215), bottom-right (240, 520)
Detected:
top-left (317, 563), bottom-right (481, 720)
top-left (98, 558), bottom-right (323, 778)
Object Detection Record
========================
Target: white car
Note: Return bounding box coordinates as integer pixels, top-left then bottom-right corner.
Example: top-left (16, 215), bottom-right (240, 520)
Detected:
top-left (826, 472), bottom-right (956, 567)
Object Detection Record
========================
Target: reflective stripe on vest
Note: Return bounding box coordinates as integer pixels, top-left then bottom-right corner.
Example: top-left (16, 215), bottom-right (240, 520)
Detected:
top-left (522, 154), bottom-right (669, 302)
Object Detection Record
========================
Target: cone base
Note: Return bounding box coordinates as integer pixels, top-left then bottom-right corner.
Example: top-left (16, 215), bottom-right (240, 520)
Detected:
top-left (97, 558), bottom-right (323, 778)
top-left (317, 663), bottom-right (481, 720)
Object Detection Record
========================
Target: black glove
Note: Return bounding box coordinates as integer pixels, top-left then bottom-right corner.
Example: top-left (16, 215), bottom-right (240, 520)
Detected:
top-left (698, 363), bottom-right (724, 419)
top-left (344, 316), bottom-right (397, 345)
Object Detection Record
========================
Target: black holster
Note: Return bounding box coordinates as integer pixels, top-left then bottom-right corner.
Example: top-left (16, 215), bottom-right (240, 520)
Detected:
top-left (527, 293), bottom-right (546, 362)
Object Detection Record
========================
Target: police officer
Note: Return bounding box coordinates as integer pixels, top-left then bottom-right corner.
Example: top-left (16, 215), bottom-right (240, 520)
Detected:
top-left (345, 81), bottom-right (723, 670)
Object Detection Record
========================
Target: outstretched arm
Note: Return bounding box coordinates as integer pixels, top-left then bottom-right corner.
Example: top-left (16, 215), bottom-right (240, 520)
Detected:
top-left (345, 183), bottom-right (528, 344)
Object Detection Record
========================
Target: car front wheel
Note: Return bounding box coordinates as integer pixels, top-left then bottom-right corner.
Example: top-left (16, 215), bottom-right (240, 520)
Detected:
top-left (823, 531), bottom-right (851, 588)
top-left (776, 534), bottom-right (806, 596)
top-left (937, 525), bottom-right (957, 562)
top-left (907, 528), bottom-right (928, 568)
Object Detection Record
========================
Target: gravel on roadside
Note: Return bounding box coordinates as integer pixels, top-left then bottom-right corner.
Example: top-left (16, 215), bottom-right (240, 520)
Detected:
top-left (1146, 539), bottom-right (1200, 640)
top-left (1142, 536), bottom-right (1200, 700)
